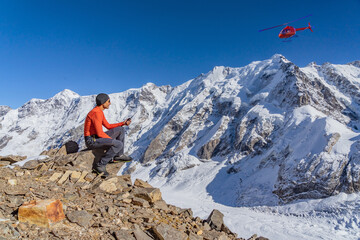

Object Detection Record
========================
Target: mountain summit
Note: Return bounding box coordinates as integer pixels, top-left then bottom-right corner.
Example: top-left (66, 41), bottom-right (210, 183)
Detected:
top-left (1, 55), bottom-right (360, 206)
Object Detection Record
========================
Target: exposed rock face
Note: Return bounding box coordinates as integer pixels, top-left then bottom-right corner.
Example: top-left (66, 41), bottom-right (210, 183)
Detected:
top-left (198, 138), bottom-right (221, 159)
top-left (234, 107), bottom-right (280, 155)
top-left (0, 135), bottom-right (12, 151)
top-left (18, 199), bottom-right (65, 228)
top-left (66, 210), bottom-right (93, 228)
top-left (207, 209), bottom-right (225, 231)
top-left (0, 155), bottom-right (27, 167)
top-left (340, 141), bottom-right (360, 193)
top-left (0, 105), bottom-right (11, 117)
top-left (152, 222), bottom-right (188, 240)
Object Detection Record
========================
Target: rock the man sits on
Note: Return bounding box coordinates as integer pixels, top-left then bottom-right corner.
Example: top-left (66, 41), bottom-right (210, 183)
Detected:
top-left (84, 93), bottom-right (132, 177)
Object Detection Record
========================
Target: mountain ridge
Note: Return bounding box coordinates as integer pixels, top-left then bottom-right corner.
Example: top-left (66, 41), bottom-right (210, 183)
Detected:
top-left (1, 54), bottom-right (360, 206)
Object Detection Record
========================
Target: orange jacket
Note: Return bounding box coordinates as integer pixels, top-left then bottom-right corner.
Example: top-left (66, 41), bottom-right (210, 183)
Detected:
top-left (84, 106), bottom-right (125, 139)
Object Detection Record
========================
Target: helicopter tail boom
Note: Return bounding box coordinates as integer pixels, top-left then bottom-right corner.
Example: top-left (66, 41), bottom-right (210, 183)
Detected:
top-left (296, 22), bottom-right (313, 32)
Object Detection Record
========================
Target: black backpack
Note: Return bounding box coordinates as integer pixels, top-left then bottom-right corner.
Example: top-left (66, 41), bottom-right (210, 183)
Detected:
top-left (65, 140), bottom-right (79, 154)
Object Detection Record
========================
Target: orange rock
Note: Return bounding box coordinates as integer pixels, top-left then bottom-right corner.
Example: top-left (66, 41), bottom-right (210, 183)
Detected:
top-left (18, 199), bottom-right (65, 228)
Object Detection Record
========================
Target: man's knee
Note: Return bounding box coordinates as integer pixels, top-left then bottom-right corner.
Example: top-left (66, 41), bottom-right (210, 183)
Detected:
top-left (112, 139), bottom-right (123, 149)
top-left (113, 126), bottom-right (125, 140)
top-left (116, 126), bottom-right (125, 134)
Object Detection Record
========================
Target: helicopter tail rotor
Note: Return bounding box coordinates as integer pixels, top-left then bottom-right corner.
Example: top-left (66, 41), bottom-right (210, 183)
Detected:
top-left (308, 22), bottom-right (313, 32)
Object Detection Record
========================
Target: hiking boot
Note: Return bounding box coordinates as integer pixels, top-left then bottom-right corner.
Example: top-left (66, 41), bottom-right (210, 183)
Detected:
top-left (110, 154), bottom-right (133, 163)
top-left (92, 165), bottom-right (109, 178)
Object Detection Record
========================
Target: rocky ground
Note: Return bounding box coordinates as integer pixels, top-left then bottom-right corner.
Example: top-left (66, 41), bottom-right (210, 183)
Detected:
top-left (0, 148), bottom-right (268, 240)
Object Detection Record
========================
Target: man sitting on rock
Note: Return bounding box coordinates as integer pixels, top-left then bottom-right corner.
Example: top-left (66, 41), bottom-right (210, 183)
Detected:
top-left (84, 93), bottom-right (132, 177)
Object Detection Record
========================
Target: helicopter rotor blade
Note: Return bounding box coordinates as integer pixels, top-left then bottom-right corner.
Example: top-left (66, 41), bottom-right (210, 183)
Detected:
top-left (285, 14), bottom-right (312, 25)
top-left (258, 14), bottom-right (312, 32)
top-left (258, 23), bottom-right (288, 32)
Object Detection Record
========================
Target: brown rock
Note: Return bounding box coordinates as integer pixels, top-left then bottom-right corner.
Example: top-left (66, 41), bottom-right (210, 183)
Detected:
top-left (122, 198), bottom-right (132, 204)
top-left (7, 179), bottom-right (17, 186)
top-left (57, 170), bottom-right (73, 184)
top-left (41, 146), bottom-right (66, 157)
top-left (118, 174), bottom-right (132, 186)
top-left (53, 155), bottom-right (73, 166)
top-left (202, 221), bottom-right (211, 231)
top-left (180, 208), bottom-right (193, 218)
top-left (66, 210), bottom-right (93, 228)
top-left (152, 223), bottom-right (188, 240)
top-left (114, 229), bottom-right (136, 240)
top-left (189, 232), bottom-right (203, 240)
top-left (84, 172), bottom-right (96, 182)
top-left (168, 205), bottom-right (181, 215)
top-left (0, 222), bottom-right (21, 239)
top-left (207, 209), bottom-right (224, 231)
top-left (18, 199), bottom-right (65, 228)
top-left (0, 160), bottom-right (11, 166)
top-left (133, 224), bottom-right (153, 240)
top-left (35, 163), bottom-right (49, 172)
top-left (152, 200), bottom-right (169, 211)
top-left (246, 235), bottom-right (269, 240)
top-left (76, 171), bottom-right (90, 183)
top-left (40, 148), bottom-right (58, 157)
top-left (107, 206), bottom-right (117, 216)
top-left (134, 178), bottom-right (153, 188)
top-left (4, 189), bottom-right (27, 196)
top-left (0, 155), bottom-right (27, 163)
top-left (129, 217), bottom-right (143, 224)
top-left (120, 192), bottom-right (131, 198)
top-left (71, 151), bottom-right (96, 170)
top-left (132, 197), bottom-right (150, 208)
top-left (21, 160), bottom-right (42, 170)
top-left (133, 188), bottom-right (162, 203)
top-left (56, 145), bottom-right (67, 156)
top-left (49, 172), bottom-right (63, 182)
top-left (70, 171), bottom-right (82, 182)
top-left (15, 171), bottom-right (24, 177)
top-left (202, 230), bottom-right (229, 240)
top-left (221, 224), bottom-right (235, 236)
top-left (107, 162), bottom-right (125, 175)
top-left (99, 177), bottom-right (119, 193)
top-left (247, 234), bottom-right (257, 240)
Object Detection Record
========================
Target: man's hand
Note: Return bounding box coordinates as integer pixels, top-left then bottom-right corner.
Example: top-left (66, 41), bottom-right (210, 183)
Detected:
top-left (124, 118), bottom-right (132, 126)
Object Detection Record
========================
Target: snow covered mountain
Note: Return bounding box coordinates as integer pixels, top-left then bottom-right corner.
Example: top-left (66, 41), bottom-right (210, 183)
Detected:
top-left (0, 105), bottom-right (11, 117)
top-left (1, 54), bottom-right (360, 209)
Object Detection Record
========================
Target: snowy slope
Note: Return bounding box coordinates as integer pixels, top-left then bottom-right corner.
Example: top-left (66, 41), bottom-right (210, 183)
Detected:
top-left (127, 159), bottom-right (360, 240)
top-left (1, 54), bottom-right (360, 239)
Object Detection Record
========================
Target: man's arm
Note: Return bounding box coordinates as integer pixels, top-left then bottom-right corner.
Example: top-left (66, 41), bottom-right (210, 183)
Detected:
top-left (102, 116), bottom-right (129, 130)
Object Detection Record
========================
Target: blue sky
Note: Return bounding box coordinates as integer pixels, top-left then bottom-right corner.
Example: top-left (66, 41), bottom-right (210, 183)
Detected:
top-left (1, 0), bottom-right (359, 108)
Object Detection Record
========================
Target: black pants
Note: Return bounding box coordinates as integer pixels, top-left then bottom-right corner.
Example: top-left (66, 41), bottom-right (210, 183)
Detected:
top-left (85, 126), bottom-right (125, 166)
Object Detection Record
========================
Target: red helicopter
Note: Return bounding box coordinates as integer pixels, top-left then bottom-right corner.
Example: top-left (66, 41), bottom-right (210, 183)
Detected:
top-left (259, 15), bottom-right (313, 40)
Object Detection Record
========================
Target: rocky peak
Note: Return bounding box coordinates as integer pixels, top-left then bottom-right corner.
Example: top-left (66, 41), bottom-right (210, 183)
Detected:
top-left (306, 61), bottom-right (317, 67)
top-left (270, 53), bottom-right (287, 62)
top-left (347, 60), bottom-right (360, 68)
top-left (0, 106), bottom-right (11, 117)
top-left (53, 89), bottom-right (80, 99)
